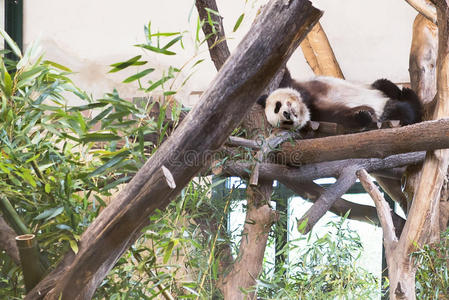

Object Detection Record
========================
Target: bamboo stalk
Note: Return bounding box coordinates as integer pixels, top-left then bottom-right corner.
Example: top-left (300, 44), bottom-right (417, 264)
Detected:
top-left (16, 234), bottom-right (46, 292)
top-left (0, 196), bottom-right (30, 235)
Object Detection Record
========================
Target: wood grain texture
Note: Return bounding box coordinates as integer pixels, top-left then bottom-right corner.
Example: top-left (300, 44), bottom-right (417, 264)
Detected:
top-left (195, 0), bottom-right (230, 70)
top-left (300, 22), bottom-right (344, 78)
top-left (0, 216), bottom-right (19, 265)
top-left (28, 1), bottom-right (323, 299)
top-left (404, 0), bottom-right (437, 24)
top-left (279, 118), bottom-right (449, 165)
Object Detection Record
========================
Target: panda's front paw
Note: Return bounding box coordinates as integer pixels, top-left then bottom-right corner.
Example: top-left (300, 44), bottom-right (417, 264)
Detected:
top-left (354, 110), bottom-right (375, 127)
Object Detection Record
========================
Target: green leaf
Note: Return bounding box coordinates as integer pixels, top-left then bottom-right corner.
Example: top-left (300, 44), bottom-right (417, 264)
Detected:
top-left (109, 55), bottom-right (147, 73)
top-left (43, 60), bottom-right (72, 72)
top-left (135, 44), bottom-right (176, 56)
top-left (122, 68), bottom-right (155, 83)
top-left (80, 133), bottom-right (122, 143)
top-left (68, 102), bottom-right (108, 112)
top-left (297, 218), bottom-right (308, 234)
top-left (88, 105), bottom-right (113, 127)
top-left (34, 207), bottom-right (63, 220)
top-left (162, 35), bottom-right (182, 50)
top-left (85, 150), bottom-right (131, 179)
top-left (44, 183), bottom-right (51, 193)
top-left (3, 70), bottom-right (13, 98)
top-left (163, 240), bottom-right (178, 264)
top-left (0, 27), bottom-right (22, 58)
top-left (69, 239), bottom-right (79, 254)
top-left (233, 14), bottom-right (245, 32)
top-left (145, 75), bottom-right (173, 92)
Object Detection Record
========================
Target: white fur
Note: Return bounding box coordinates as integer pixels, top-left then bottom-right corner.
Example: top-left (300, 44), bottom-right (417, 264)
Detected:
top-left (264, 88), bottom-right (310, 129)
top-left (314, 77), bottom-right (389, 118)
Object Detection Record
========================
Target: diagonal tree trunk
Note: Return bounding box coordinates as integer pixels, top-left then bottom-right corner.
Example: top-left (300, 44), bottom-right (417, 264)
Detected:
top-left (25, 1), bottom-right (322, 299)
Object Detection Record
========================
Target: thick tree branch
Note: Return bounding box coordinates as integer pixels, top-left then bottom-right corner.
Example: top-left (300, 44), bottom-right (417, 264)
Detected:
top-left (28, 1), bottom-right (323, 299)
top-left (222, 152), bottom-right (425, 184)
top-left (300, 22), bottom-right (344, 78)
top-left (195, 0), bottom-right (230, 70)
top-left (279, 118), bottom-right (449, 165)
top-left (385, 1), bottom-right (449, 298)
top-left (286, 181), bottom-right (405, 230)
top-left (404, 0), bottom-right (437, 24)
top-left (219, 180), bottom-right (277, 299)
top-left (297, 167), bottom-right (357, 233)
top-left (357, 169), bottom-right (398, 248)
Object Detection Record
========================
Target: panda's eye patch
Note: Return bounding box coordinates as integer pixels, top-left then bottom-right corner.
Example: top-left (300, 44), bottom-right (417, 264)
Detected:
top-left (274, 101), bottom-right (282, 113)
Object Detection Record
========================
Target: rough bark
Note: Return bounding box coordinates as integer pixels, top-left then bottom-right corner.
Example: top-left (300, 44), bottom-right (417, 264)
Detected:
top-left (405, 14), bottom-right (438, 211)
top-left (386, 1), bottom-right (449, 298)
top-left (409, 13), bottom-right (438, 111)
top-left (0, 215), bottom-right (20, 265)
top-left (219, 180), bottom-right (276, 300)
top-left (278, 118), bottom-right (449, 165)
top-left (195, 0), bottom-right (230, 70)
top-left (286, 181), bottom-right (406, 233)
top-left (296, 167), bottom-right (357, 233)
top-left (26, 1), bottom-right (323, 299)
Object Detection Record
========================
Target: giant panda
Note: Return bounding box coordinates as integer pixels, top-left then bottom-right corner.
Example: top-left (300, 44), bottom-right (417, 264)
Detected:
top-left (257, 72), bottom-right (423, 130)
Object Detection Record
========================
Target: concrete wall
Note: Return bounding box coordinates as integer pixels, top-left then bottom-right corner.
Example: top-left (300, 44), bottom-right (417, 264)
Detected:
top-left (23, 0), bottom-right (418, 105)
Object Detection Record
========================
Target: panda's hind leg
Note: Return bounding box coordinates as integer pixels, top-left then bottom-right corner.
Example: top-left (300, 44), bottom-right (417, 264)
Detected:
top-left (335, 105), bottom-right (377, 128)
top-left (371, 79), bottom-right (402, 100)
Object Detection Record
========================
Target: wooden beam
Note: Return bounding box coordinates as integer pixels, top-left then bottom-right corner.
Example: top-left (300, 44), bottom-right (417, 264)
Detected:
top-left (404, 0), bottom-right (437, 24)
top-left (300, 22), bottom-right (344, 78)
top-left (278, 118), bottom-right (449, 165)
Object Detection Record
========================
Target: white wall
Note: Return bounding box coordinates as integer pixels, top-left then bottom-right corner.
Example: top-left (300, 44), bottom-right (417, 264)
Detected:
top-left (23, 0), bottom-right (418, 105)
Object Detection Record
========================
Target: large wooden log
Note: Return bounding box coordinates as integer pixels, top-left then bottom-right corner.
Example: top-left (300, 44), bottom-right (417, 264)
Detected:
top-left (195, 0), bottom-right (230, 70)
top-left (300, 22), bottom-right (344, 78)
top-left (278, 118), bottom-right (449, 165)
top-left (387, 1), bottom-right (449, 298)
top-left (27, 1), bottom-right (322, 299)
top-left (404, 0), bottom-right (437, 24)
top-left (0, 216), bottom-right (20, 265)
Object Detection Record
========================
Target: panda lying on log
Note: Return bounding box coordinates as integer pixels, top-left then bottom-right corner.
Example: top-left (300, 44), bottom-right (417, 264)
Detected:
top-left (257, 71), bottom-right (423, 130)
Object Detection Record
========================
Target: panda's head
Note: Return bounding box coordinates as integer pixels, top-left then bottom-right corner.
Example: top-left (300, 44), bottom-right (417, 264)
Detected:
top-left (257, 88), bottom-right (310, 129)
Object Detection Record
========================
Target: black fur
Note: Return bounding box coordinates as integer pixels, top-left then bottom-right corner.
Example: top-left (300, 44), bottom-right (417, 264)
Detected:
top-left (373, 79), bottom-right (423, 125)
top-left (257, 94), bottom-right (268, 108)
top-left (371, 78), bottom-right (402, 100)
top-left (258, 72), bottom-right (423, 129)
top-left (274, 101), bottom-right (282, 113)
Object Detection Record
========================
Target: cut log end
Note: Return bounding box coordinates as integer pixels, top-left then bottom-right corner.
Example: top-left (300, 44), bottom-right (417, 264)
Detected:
top-left (161, 165), bottom-right (176, 189)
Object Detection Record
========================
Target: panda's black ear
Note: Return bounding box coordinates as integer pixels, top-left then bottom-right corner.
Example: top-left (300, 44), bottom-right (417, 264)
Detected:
top-left (257, 94), bottom-right (268, 108)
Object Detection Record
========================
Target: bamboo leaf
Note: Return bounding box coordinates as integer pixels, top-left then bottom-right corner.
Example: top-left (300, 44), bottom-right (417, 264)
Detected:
top-left (123, 68), bottom-right (155, 83)
top-left (69, 239), bottom-right (79, 254)
top-left (0, 27), bottom-right (22, 58)
top-left (135, 44), bottom-right (176, 56)
top-left (162, 35), bottom-right (182, 50)
top-left (3, 71), bottom-right (12, 98)
top-left (109, 55), bottom-right (147, 73)
top-left (233, 14), bottom-right (245, 32)
top-left (85, 150), bottom-right (130, 179)
top-left (44, 60), bottom-right (72, 72)
top-left (80, 133), bottom-right (122, 143)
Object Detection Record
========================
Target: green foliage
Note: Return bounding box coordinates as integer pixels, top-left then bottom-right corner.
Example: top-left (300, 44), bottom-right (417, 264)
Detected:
top-left (0, 30), bottom-right (171, 298)
top-left (94, 177), bottom-right (232, 299)
top-left (257, 216), bottom-right (380, 299)
top-left (414, 228), bottom-right (449, 299)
